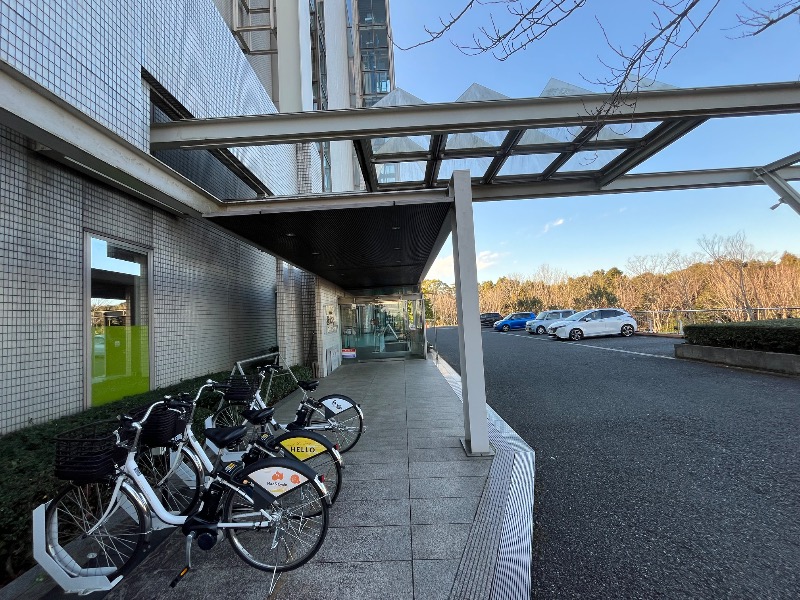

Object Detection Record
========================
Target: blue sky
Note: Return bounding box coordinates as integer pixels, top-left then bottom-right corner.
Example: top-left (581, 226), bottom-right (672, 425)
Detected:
top-left (388, 1), bottom-right (800, 282)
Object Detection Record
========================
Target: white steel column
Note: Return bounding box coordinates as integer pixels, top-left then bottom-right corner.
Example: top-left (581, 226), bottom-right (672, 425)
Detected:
top-left (323, 0), bottom-right (355, 192)
top-left (450, 170), bottom-right (493, 456)
top-left (275, 0), bottom-right (313, 112)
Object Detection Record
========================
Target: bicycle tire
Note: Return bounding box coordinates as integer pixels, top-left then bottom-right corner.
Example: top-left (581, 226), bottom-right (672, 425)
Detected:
top-left (45, 481), bottom-right (147, 579)
top-left (135, 445), bottom-right (203, 516)
top-left (270, 430), bottom-right (343, 504)
top-left (224, 458), bottom-right (328, 572)
top-left (305, 395), bottom-right (364, 453)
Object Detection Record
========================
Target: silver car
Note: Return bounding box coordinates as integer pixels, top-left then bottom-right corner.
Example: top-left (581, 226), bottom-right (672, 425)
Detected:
top-left (525, 310), bottom-right (576, 335)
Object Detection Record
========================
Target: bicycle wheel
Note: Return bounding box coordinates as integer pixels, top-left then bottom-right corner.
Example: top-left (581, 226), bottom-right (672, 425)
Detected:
top-left (306, 395), bottom-right (364, 453)
top-left (45, 481), bottom-right (146, 578)
top-left (135, 445), bottom-right (203, 515)
top-left (224, 460), bottom-right (328, 572)
top-left (211, 402), bottom-right (247, 429)
top-left (272, 431), bottom-right (342, 504)
top-left (211, 402), bottom-right (256, 453)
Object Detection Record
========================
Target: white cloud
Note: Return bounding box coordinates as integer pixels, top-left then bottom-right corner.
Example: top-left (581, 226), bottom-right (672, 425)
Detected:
top-left (424, 250), bottom-right (506, 283)
top-left (476, 250), bottom-right (502, 271)
top-left (542, 218), bottom-right (565, 234)
top-left (425, 254), bottom-right (454, 282)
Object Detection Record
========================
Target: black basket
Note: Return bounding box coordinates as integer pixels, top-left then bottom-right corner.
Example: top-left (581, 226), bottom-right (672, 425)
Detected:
top-left (54, 421), bottom-right (118, 483)
top-left (130, 402), bottom-right (186, 447)
top-left (223, 375), bottom-right (258, 403)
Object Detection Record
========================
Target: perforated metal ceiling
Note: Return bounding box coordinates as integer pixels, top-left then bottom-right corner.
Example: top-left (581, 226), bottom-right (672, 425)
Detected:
top-left (208, 201), bottom-right (452, 293)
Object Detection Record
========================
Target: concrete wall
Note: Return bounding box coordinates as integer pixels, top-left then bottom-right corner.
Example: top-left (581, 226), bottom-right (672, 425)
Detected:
top-left (0, 125), bottom-right (278, 434)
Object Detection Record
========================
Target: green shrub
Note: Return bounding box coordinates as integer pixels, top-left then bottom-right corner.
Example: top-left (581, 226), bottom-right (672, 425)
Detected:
top-left (0, 364), bottom-right (311, 584)
top-left (683, 319), bottom-right (800, 355)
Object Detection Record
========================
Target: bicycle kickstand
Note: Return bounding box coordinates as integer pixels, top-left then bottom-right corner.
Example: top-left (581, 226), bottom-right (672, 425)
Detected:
top-left (170, 532), bottom-right (195, 588)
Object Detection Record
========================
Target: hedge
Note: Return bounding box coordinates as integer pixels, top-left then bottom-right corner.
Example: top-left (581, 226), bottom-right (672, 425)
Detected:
top-left (683, 319), bottom-right (800, 355)
top-left (0, 364), bottom-right (312, 585)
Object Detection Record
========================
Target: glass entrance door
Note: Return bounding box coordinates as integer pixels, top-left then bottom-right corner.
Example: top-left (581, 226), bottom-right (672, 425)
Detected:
top-left (89, 236), bottom-right (150, 406)
top-left (340, 298), bottom-right (425, 360)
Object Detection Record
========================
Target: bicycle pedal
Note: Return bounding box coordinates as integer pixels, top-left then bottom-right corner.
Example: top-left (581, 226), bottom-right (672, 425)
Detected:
top-left (170, 566), bottom-right (190, 588)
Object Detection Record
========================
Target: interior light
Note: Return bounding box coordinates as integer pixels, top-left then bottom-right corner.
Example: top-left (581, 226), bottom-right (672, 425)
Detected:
top-left (286, 232), bottom-right (296, 237)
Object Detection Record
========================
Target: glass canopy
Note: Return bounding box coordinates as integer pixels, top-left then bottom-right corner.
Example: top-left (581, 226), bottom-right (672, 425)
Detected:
top-left (358, 78), bottom-right (690, 191)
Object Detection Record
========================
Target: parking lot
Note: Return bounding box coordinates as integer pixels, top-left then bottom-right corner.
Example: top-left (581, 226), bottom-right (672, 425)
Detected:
top-left (431, 326), bottom-right (800, 599)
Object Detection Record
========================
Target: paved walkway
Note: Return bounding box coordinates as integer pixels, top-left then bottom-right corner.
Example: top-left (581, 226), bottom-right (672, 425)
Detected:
top-left (6, 357), bottom-right (534, 600)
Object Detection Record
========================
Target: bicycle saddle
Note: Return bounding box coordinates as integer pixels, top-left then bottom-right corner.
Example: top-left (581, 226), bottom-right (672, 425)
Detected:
top-left (297, 380), bottom-right (319, 392)
top-left (204, 425), bottom-right (249, 449)
top-left (241, 407), bottom-right (275, 425)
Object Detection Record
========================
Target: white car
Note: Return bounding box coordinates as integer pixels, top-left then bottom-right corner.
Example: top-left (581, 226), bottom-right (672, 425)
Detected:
top-left (525, 309), bottom-right (576, 335)
top-left (547, 308), bottom-right (637, 341)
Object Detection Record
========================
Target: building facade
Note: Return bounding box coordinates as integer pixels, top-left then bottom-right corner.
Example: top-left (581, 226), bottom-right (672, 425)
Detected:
top-left (0, 0), bottom-right (352, 433)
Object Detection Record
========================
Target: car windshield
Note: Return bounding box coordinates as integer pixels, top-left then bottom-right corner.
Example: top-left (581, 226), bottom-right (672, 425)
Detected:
top-left (564, 309), bottom-right (593, 321)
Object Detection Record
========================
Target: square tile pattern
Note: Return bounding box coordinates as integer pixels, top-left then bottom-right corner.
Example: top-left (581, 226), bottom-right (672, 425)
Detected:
top-left (98, 360), bottom-right (504, 600)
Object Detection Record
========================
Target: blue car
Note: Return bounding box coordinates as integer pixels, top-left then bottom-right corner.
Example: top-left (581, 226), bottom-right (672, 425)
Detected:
top-left (493, 312), bottom-right (536, 332)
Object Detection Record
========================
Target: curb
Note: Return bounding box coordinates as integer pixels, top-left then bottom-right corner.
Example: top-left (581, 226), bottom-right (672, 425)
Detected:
top-left (675, 343), bottom-right (800, 375)
top-left (431, 351), bottom-right (535, 600)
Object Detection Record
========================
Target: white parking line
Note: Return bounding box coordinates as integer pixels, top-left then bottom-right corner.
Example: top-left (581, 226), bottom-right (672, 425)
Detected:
top-left (500, 331), bottom-right (676, 360)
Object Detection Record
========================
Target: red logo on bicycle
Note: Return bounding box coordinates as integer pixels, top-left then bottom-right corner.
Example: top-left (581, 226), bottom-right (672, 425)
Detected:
top-left (272, 471), bottom-right (284, 481)
top-left (290, 474), bottom-right (300, 484)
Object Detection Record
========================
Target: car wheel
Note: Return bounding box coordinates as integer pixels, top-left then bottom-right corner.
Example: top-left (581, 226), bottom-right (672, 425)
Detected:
top-left (536, 325), bottom-right (546, 335)
top-left (569, 328), bottom-right (583, 341)
top-left (621, 324), bottom-right (634, 337)
top-left (501, 324), bottom-right (510, 332)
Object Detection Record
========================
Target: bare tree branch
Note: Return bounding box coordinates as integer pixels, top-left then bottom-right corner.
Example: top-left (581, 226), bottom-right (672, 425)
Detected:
top-left (736, 1), bottom-right (800, 35)
top-left (396, 1), bottom-right (798, 120)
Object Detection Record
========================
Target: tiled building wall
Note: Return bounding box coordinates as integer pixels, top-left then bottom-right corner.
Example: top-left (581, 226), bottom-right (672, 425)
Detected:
top-left (0, 0), bottom-right (297, 195)
top-left (0, 127), bottom-right (84, 432)
top-left (276, 261), bottom-right (305, 369)
top-left (152, 212), bottom-right (277, 387)
top-left (317, 281), bottom-right (345, 376)
top-left (0, 124), bottom-right (277, 434)
top-left (300, 272), bottom-right (318, 369)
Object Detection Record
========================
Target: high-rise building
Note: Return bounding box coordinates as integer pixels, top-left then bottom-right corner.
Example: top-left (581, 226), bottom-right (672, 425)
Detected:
top-left (217, 0), bottom-right (395, 191)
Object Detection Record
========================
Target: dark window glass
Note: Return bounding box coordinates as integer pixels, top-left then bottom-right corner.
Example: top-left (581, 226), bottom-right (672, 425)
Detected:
top-left (373, 29), bottom-right (388, 48)
top-left (360, 30), bottom-right (374, 49)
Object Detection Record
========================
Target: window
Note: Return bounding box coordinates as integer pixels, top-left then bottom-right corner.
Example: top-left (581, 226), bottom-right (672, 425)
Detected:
top-left (88, 236), bottom-right (151, 406)
top-left (358, 0), bottom-right (387, 25)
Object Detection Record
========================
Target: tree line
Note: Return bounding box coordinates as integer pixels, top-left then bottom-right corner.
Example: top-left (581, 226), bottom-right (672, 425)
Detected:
top-left (422, 232), bottom-right (800, 329)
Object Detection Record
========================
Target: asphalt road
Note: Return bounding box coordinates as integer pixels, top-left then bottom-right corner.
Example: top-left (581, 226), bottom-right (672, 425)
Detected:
top-left (429, 326), bottom-right (800, 600)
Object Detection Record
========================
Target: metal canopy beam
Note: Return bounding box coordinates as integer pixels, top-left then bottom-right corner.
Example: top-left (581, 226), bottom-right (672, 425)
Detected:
top-left (211, 165), bottom-right (800, 216)
top-left (354, 138), bottom-right (379, 192)
top-left (424, 134), bottom-right (447, 188)
top-left (371, 138), bottom-right (639, 164)
top-left (754, 149), bottom-right (800, 215)
top-left (540, 123), bottom-right (603, 181)
top-left (150, 81), bottom-right (800, 150)
top-left (482, 129), bottom-right (525, 184)
top-left (597, 118), bottom-right (706, 187)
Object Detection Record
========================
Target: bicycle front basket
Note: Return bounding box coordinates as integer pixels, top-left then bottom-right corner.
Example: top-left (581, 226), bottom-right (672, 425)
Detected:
top-left (54, 420), bottom-right (118, 483)
top-left (130, 402), bottom-right (183, 447)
